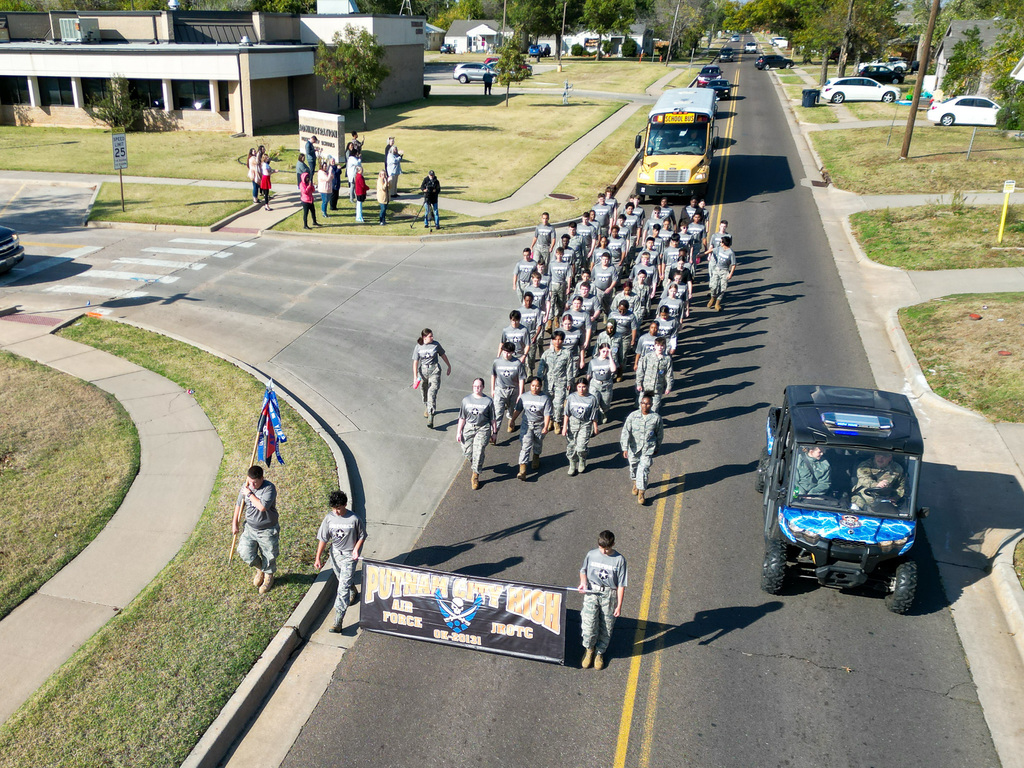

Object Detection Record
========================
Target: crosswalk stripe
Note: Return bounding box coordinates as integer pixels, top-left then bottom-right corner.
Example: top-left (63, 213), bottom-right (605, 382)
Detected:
top-left (171, 238), bottom-right (255, 248)
top-left (0, 256), bottom-right (73, 287)
top-left (114, 257), bottom-right (206, 270)
top-left (85, 270), bottom-right (179, 284)
top-left (44, 285), bottom-right (148, 299)
top-left (142, 247), bottom-right (231, 258)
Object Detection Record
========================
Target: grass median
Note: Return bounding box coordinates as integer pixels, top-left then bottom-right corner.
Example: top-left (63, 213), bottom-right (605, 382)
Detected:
top-left (850, 204), bottom-right (1024, 269)
top-left (273, 104), bottom-right (649, 236)
top-left (89, 183), bottom-right (252, 227)
top-left (0, 351), bottom-right (139, 621)
top-left (813, 125), bottom-right (1024, 194)
top-left (900, 293), bottom-right (1024, 422)
top-left (0, 318), bottom-right (338, 768)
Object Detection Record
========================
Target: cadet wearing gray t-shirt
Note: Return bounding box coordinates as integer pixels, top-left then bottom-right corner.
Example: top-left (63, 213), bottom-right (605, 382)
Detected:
top-left (578, 530), bottom-right (628, 668)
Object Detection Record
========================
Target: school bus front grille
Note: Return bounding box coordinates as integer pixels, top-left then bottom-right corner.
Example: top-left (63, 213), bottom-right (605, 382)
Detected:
top-left (654, 169), bottom-right (690, 183)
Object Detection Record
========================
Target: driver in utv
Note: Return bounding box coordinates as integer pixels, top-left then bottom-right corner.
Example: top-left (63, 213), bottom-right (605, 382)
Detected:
top-left (792, 445), bottom-right (830, 499)
top-left (851, 452), bottom-right (906, 510)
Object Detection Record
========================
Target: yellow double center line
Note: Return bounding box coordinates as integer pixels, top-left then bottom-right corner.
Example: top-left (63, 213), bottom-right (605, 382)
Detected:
top-left (612, 474), bottom-right (685, 768)
top-left (708, 67), bottom-right (740, 232)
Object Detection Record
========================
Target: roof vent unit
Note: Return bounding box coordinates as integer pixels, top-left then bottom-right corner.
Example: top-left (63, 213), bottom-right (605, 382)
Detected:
top-left (59, 17), bottom-right (100, 43)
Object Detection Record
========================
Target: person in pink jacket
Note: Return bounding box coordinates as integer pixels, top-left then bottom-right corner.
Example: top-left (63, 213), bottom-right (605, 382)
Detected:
top-left (299, 171), bottom-right (319, 229)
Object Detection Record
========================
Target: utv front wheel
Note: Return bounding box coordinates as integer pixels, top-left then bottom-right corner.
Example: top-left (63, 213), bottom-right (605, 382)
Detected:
top-left (885, 560), bottom-right (917, 614)
top-left (755, 447), bottom-right (769, 493)
top-left (761, 539), bottom-right (787, 594)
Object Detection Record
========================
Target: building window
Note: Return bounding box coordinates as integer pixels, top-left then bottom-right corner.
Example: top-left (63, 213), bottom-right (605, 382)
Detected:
top-left (128, 79), bottom-right (164, 109)
top-left (81, 77), bottom-right (109, 105)
top-left (38, 76), bottom-right (73, 107)
top-left (0, 76), bottom-right (30, 105)
top-left (172, 80), bottom-right (211, 110)
top-left (217, 80), bottom-right (230, 112)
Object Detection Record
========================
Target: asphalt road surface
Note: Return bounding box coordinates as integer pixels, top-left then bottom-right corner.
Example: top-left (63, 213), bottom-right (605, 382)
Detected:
top-left (281, 52), bottom-right (999, 768)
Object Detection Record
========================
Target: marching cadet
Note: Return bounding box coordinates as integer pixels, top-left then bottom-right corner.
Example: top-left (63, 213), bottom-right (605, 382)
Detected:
top-left (587, 341), bottom-right (617, 423)
top-left (314, 490), bottom-right (366, 633)
top-left (511, 376), bottom-right (552, 480)
top-left (500, 309), bottom-right (531, 366)
top-left (412, 328), bottom-right (452, 429)
top-left (491, 342), bottom-right (525, 436)
top-left (607, 299), bottom-right (639, 375)
top-left (620, 392), bottom-right (664, 505)
top-left (564, 377), bottom-right (600, 476)
top-left (539, 330), bottom-right (573, 434)
top-left (635, 336), bottom-right (673, 412)
top-left (578, 530), bottom-right (627, 670)
top-left (513, 247), bottom-right (538, 300)
top-left (457, 378), bottom-right (498, 490)
top-left (547, 247), bottom-right (575, 330)
top-left (519, 292), bottom-right (545, 373)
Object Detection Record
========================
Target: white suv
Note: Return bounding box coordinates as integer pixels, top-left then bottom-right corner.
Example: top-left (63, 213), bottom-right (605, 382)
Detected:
top-left (744, 42), bottom-right (757, 53)
top-left (926, 95), bottom-right (1001, 126)
top-left (821, 77), bottom-right (901, 104)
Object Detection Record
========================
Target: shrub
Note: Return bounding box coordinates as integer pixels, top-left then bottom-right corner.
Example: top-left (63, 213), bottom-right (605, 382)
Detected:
top-left (571, 43), bottom-right (586, 57)
top-left (996, 100), bottom-right (1024, 131)
top-left (621, 38), bottom-right (638, 58)
top-left (601, 39), bottom-right (614, 55)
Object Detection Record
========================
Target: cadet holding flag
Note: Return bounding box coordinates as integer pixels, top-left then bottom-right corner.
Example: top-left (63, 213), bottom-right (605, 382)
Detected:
top-left (233, 465), bottom-right (279, 594)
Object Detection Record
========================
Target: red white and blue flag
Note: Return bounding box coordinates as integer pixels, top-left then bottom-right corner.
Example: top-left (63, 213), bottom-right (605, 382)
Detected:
top-left (256, 382), bottom-right (287, 466)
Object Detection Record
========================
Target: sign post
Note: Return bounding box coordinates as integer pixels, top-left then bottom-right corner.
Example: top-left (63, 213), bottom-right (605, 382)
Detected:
top-left (998, 179), bottom-right (1015, 244)
top-left (112, 131), bottom-right (128, 212)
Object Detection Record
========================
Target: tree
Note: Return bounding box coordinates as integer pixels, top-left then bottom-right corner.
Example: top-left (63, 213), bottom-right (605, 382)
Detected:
top-left (582, 0), bottom-right (638, 59)
top-left (314, 26), bottom-right (391, 129)
top-left (494, 38), bottom-right (529, 105)
top-left (941, 25), bottom-right (984, 95)
top-left (85, 75), bottom-right (144, 131)
top-left (509, 0), bottom-right (584, 64)
top-left (432, 0), bottom-right (485, 32)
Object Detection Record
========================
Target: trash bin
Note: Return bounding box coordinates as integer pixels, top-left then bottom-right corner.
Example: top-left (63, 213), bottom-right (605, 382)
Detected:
top-left (423, 84), bottom-right (431, 98)
top-left (802, 88), bottom-right (819, 107)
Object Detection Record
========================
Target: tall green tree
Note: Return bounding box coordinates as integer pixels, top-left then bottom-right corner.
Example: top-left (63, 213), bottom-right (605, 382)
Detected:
top-left (494, 37), bottom-right (530, 105)
top-left (582, 0), bottom-right (638, 58)
top-left (314, 25), bottom-right (391, 129)
top-left (509, 0), bottom-right (584, 63)
top-left (941, 25), bottom-right (985, 95)
top-left (85, 75), bottom-right (144, 132)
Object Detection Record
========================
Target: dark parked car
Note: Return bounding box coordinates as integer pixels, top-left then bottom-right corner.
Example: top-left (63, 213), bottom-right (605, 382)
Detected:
top-left (719, 47), bottom-right (735, 62)
top-left (755, 54), bottom-right (793, 70)
top-left (439, 43), bottom-right (455, 54)
top-left (701, 78), bottom-right (733, 100)
top-left (857, 64), bottom-right (904, 84)
top-left (696, 64), bottom-right (722, 85)
top-left (0, 225), bottom-right (24, 275)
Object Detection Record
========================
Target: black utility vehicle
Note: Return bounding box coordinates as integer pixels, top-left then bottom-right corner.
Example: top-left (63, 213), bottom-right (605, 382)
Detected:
top-left (754, 54), bottom-right (793, 70)
top-left (755, 385), bottom-right (929, 614)
top-left (857, 64), bottom-right (904, 84)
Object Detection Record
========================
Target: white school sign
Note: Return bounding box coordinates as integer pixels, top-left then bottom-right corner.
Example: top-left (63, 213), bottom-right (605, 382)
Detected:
top-left (298, 110), bottom-right (345, 165)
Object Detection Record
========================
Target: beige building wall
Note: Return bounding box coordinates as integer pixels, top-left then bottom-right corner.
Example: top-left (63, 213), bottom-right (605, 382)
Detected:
top-left (249, 78), bottom-right (292, 130)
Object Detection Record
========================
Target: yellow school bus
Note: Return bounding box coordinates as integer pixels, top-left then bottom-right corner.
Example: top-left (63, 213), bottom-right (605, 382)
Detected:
top-left (634, 87), bottom-right (717, 202)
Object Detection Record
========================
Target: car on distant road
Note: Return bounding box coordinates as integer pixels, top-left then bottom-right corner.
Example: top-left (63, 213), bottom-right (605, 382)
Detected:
top-left (453, 63), bottom-right (496, 83)
top-left (926, 95), bottom-right (1001, 126)
top-left (856, 64), bottom-right (904, 84)
top-left (770, 36), bottom-right (788, 47)
top-left (696, 64), bottom-right (722, 85)
top-left (719, 47), bottom-right (735, 62)
top-left (701, 78), bottom-right (733, 100)
top-left (439, 43), bottom-right (455, 54)
top-left (730, 34), bottom-right (740, 42)
top-left (754, 54), bottom-right (793, 69)
top-left (821, 77), bottom-right (901, 103)
top-left (0, 225), bottom-right (24, 276)
top-left (744, 41), bottom-right (757, 53)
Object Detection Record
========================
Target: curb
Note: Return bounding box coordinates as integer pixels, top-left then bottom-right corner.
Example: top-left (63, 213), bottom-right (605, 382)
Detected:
top-left (993, 532), bottom-right (1024, 665)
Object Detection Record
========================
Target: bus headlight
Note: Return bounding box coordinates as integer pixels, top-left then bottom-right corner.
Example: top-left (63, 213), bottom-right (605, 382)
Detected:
top-left (637, 170), bottom-right (650, 181)
top-left (694, 165), bottom-right (709, 182)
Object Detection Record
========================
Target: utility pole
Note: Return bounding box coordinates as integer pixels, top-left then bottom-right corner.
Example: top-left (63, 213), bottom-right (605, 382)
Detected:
top-left (558, 0), bottom-right (568, 71)
top-left (900, 0), bottom-right (941, 160)
top-left (501, 0), bottom-right (507, 46)
top-left (665, 0), bottom-right (682, 66)
top-left (836, 0), bottom-right (855, 77)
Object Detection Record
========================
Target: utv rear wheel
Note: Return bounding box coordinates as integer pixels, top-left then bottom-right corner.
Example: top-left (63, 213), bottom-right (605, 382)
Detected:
top-left (755, 447), bottom-right (769, 493)
top-left (761, 538), bottom-right (787, 594)
top-left (885, 560), bottom-right (917, 614)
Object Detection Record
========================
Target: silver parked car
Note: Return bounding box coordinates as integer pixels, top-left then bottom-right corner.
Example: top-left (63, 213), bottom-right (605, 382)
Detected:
top-left (453, 63), bottom-right (496, 84)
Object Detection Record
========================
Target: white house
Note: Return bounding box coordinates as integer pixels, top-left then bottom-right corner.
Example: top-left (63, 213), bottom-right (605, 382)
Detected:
top-left (444, 19), bottom-right (505, 54)
top-left (548, 23), bottom-right (653, 57)
top-left (933, 19), bottom-right (1005, 91)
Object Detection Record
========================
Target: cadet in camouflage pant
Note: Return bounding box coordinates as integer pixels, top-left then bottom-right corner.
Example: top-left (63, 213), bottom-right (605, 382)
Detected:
top-left (578, 530), bottom-right (628, 670)
top-left (411, 328), bottom-right (451, 429)
top-left (620, 393), bottom-right (664, 504)
top-left (635, 337), bottom-right (673, 412)
top-left (491, 343), bottom-right (525, 433)
top-left (512, 376), bottom-right (552, 478)
top-left (587, 343), bottom-right (617, 422)
top-left (457, 378), bottom-right (497, 490)
top-left (539, 331), bottom-right (573, 433)
top-left (564, 378), bottom-right (600, 475)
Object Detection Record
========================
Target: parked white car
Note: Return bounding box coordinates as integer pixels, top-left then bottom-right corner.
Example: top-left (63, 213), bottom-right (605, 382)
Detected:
top-left (926, 95), bottom-right (1001, 126)
top-left (744, 41), bottom-right (757, 53)
top-left (865, 58), bottom-right (909, 72)
top-left (821, 77), bottom-right (901, 104)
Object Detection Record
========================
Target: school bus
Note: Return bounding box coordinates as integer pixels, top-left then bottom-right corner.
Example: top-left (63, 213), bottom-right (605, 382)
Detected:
top-left (634, 87), bottom-right (717, 202)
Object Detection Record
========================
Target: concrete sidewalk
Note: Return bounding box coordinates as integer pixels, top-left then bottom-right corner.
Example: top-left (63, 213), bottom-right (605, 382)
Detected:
top-left (0, 310), bottom-right (222, 726)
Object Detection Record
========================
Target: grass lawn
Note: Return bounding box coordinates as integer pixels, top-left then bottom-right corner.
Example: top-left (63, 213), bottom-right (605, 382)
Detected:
top-left (900, 293), bottom-right (1024, 423)
top-left (527, 60), bottom-right (702, 93)
top-left (273, 105), bottom-right (651, 236)
top-left (795, 104), bottom-right (840, 124)
top-left (0, 122), bottom-right (297, 182)
top-left (845, 100), bottom-right (911, 121)
top-left (783, 84), bottom-right (806, 102)
top-left (777, 74), bottom-right (805, 85)
top-left (850, 204), bottom-right (1024, 269)
top-left (813, 125), bottom-right (1024, 195)
top-left (0, 352), bottom-right (138, 621)
top-left (89, 183), bottom-right (252, 227)
top-left (0, 318), bottom-right (337, 768)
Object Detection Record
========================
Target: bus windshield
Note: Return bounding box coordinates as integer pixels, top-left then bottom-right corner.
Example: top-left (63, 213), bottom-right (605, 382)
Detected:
top-left (646, 122), bottom-right (708, 156)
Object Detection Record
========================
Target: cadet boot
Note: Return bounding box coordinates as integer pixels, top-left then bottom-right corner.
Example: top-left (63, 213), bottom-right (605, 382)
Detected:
top-left (508, 419), bottom-right (516, 432)
top-left (578, 457), bottom-right (587, 473)
top-left (631, 484), bottom-right (639, 495)
top-left (424, 409), bottom-right (429, 418)
top-left (518, 463), bottom-right (527, 480)
top-left (581, 647), bottom-right (595, 669)
top-left (252, 569), bottom-right (265, 588)
top-left (471, 472), bottom-right (480, 490)
top-left (594, 653), bottom-right (605, 670)
top-left (427, 414), bottom-right (434, 428)
top-left (637, 490), bottom-right (645, 506)
top-left (532, 455), bottom-right (541, 471)
top-left (258, 572), bottom-right (274, 594)
top-left (329, 614), bottom-right (344, 633)
top-left (714, 298), bottom-right (723, 312)
top-left (706, 295), bottom-right (715, 308)
top-left (567, 460), bottom-right (577, 477)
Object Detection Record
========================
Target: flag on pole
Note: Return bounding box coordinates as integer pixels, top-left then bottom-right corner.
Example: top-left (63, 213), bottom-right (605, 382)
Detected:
top-left (256, 381), bottom-right (287, 466)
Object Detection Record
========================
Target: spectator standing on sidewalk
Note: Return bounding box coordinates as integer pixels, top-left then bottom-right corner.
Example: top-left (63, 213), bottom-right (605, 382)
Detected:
top-left (377, 168), bottom-right (390, 225)
top-left (353, 166), bottom-right (368, 223)
top-left (421, 170), bottom-right (442, 229)
top-left (299, 171), bottom-right (319, 229)
top-left (483, 69), bottom-right (494, 95)
top-left (258, 154), bottom-right (275, 211)
top-left (233, 465), bottom-right (279, 594)
top-left (578, 530), bottom-right (627, 670)
top-left (314, 490), bottom-right (366, 633)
